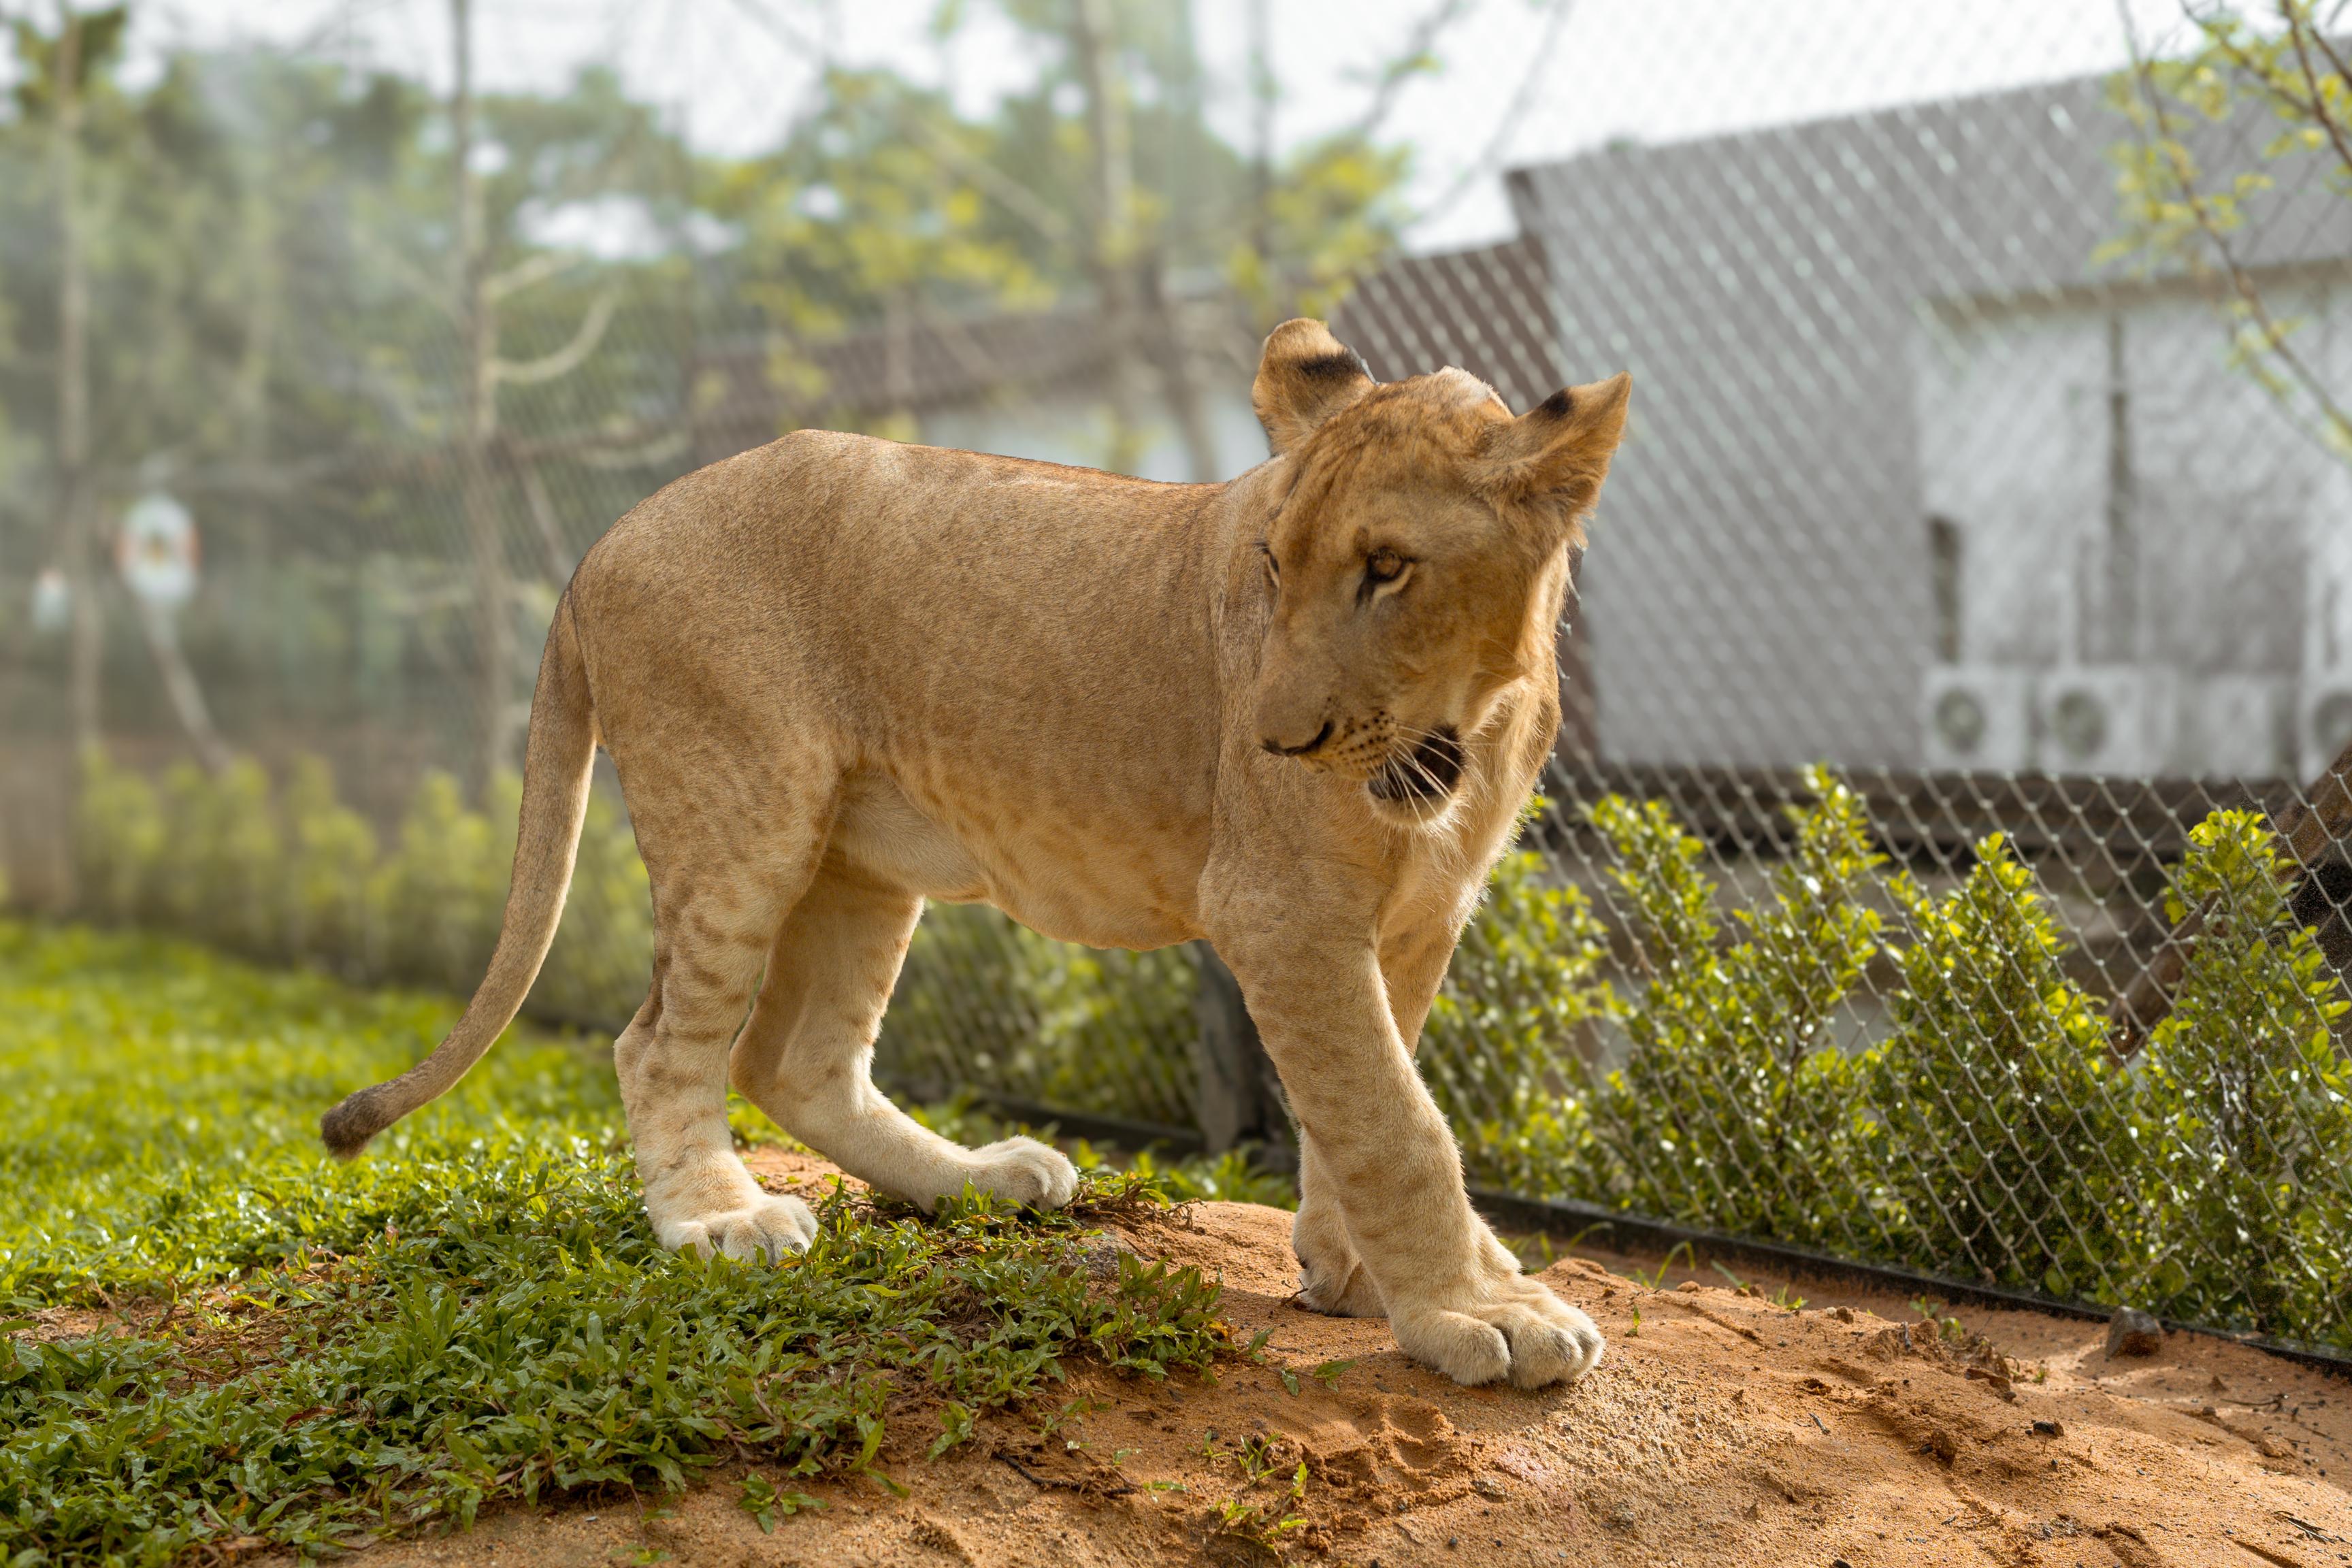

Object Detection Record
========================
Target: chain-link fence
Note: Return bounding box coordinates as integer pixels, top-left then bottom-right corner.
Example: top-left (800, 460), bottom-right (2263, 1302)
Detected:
top-left (5, 3), bottom-right (2352, 1357)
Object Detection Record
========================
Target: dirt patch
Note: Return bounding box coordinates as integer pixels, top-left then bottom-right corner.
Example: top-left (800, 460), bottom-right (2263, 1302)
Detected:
top-left (317, 1158), bottom-right (2352, 1567)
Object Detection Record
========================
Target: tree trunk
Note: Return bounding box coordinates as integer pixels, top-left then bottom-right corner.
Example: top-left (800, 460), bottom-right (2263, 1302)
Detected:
top-left (452, 0), bottom-right (514, 800)
top-left (1245, 0), bottom-right (1277, 326)
top-left (1068, 0), bottom-right (1151, 476)
top-left (54, 11), bottom-right (99, 764)
top-left (1139, 264), bottom-right (1220, 481)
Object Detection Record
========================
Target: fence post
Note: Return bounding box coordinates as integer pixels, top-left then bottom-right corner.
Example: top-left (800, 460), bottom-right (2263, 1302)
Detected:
top-left (1190, 941), bottom-right (1290, 1159)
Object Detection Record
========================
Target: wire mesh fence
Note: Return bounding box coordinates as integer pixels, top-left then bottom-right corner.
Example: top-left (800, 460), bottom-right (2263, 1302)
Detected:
top-left (5, 2), bottom-right (2352, 1357)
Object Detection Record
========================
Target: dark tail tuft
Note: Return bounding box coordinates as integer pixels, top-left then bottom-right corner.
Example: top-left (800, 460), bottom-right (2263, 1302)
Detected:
top-left (320, 1084), bottom-right (396, 1161)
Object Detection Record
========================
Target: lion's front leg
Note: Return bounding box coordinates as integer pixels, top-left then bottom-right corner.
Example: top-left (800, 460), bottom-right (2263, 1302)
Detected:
top-left (1293, 1134), bottom-right (1387, 1316)
top-left (1220, 926), bottom-right (1603, 1389)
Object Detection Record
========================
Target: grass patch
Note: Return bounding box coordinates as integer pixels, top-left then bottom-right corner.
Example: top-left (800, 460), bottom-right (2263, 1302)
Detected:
top-left (0, 922), bottom-right (1230, 1565)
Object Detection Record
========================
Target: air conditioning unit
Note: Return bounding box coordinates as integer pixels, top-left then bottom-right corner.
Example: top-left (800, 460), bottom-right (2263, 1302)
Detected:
top-left (2035, 666), bottom-right (2178, 777)
top-left (2180, 676), bottom-right (2289, 781)
top-left (2300, 674), bottom-right (2352, 783)
top-left (1921, 665), bottom-right (2035, 771)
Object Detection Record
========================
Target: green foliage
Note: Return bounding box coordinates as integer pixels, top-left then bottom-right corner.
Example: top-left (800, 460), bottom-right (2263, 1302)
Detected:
top-left (1421, 825), bottom-right (1613, 1195)
top-left (2136, 810), bottom-right (2352, 1336)
top-left (904, 1096), bottom-right (1298, 1211)
top-left (282, 754), bottom-right (378, 970)
top-left (881, 905), bottom-right (1198, 1129)
top-left (0, 922), bottom-right (1227, 1565)
top-left (374, 770), bottom-right (504, 995)
top-left (1867, 834), bottom-right (2123, 1296)
top-left (1584, 769), bottom-right (1884, 1247)
top-left (62, 743), bottom-right (2352, 1353)
top-left (71, 749), bottom-right (653, 1025)
top-left (71, 749), bottom-right (1200, 1130)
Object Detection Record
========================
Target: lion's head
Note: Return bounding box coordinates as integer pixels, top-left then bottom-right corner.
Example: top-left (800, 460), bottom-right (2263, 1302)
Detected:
top-left (1245, 318), bottom-right (1631, 822)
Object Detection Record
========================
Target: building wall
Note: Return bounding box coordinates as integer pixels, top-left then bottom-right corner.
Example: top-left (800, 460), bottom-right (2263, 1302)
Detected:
top-left (1509, 78), bottom-right (2352, 772)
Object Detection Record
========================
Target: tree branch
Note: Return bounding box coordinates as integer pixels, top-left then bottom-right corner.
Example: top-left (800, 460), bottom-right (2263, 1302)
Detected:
top-left (491, 288), bottom-right (617, 386)
top-left (2118, 3), bottom-right (2352, 453)
top-left (1416, 0), bottom-right (1579, 229)
top-left (486, 249), bottom-right (581, 304)
top-left (1348, 0), bottom-right (1477, 144)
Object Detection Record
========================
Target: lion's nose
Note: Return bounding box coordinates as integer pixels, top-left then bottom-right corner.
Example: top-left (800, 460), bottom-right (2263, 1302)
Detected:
top-left (1261, 720), bottom-right (1334, 757)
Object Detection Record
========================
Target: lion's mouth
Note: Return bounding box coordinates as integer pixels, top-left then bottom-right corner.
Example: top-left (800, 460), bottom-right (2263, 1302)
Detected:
top-left (1367, 726), bottom-right (1465, 805)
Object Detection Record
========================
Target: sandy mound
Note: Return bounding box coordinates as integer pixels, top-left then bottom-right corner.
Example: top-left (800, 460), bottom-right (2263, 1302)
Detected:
top-left (344, 1155), bottom-right (2352, 1567)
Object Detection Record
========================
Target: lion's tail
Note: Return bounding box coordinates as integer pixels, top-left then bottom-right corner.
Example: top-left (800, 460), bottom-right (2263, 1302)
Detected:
top-left (320, 591), bottom-right (598, 1160)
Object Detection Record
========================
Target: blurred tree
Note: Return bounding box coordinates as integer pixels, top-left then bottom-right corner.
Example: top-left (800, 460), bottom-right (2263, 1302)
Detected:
top-left (5, 6), bottom-right (125, 761)
top-left (3, 1), bottom-right (1428, 792)
top-left (717, 0), bottom-right (1418, 476)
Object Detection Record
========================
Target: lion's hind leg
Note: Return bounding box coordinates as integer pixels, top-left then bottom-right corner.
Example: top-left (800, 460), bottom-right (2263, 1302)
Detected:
top-left (728, 867), bottom-right (1077, 1212)
top-left (615, 802), bottom-right (826, 1263)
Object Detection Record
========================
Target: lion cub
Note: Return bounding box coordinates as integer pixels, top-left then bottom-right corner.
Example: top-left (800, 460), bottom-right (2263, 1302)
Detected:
top-left (323, 319), bottom-right (1631, 1390)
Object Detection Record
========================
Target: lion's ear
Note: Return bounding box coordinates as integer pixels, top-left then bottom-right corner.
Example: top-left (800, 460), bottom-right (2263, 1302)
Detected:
top-left (1471, 372), bottom-right (1632, 547)
top-left (1252, 319), bottom-right (1375, 456)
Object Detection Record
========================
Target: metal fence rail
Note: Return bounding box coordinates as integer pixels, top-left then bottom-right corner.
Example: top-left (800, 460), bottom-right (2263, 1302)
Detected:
top-left (6, 3), bottom-right (2352, 1356)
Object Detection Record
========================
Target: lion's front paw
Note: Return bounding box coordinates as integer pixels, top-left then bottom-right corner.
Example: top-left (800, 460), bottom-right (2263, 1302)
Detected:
top-left (1294, 1220), bottom-right (1386, 1318)
top-left (1393, 1275), bottom-right (1605, 1390)
top-left (1297, 1253), bottom-right (1387, 1318)
top-left (660, 1193), bottom-right (819, 1263)
top-left (960, 1137), bottom-right (1079, 1210)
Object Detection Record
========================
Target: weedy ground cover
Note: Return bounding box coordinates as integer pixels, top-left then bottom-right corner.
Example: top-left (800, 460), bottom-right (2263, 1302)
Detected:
top-left (0, 922), bottom-right (1229, 1567)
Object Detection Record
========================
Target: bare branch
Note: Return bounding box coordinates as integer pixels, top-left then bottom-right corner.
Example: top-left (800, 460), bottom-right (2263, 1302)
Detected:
top-left (913, 117), bottom-right (1075, 245)
top-left (353, 225), bottom-right (461, 325)
top-left (486, 249), bottom-right (581, 304)
top-left (2117, 1), bottom-right (2352, 455)
top-left (491, 289), bottom-right (618, 387)
top-left (503, 442), bottom-right (577, 582)
top-left (1348, 0), bottom-right (1478, 144)
top-left (1417, 0), bottom-right (1580, 228)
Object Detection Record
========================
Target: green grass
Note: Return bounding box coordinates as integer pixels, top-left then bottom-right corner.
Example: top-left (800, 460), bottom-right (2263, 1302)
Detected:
top-left (0, 922), bottom-right (1230, 1566)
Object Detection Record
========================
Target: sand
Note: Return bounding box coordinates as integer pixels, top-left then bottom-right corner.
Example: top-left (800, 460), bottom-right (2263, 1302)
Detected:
top-left (333, 1152), bottom-right (2352, 1568)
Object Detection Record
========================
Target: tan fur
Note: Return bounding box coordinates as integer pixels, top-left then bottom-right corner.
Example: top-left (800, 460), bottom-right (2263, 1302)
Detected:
top-left (322, 319), bottom-right (1631, 1390)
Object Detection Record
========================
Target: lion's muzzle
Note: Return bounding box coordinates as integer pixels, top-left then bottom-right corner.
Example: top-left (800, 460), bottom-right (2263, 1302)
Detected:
top-left (1368, 725), bottom-right (1465, 806)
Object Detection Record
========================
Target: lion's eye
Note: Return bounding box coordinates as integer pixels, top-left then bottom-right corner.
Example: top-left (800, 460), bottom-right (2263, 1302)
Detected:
top-left (1366, 549), bottom-right (1407, 584)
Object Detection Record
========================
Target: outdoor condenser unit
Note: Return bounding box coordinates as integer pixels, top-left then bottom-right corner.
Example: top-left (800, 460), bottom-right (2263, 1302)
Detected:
top-left (2180, 675), bottom-right (2289, 782)
top-left (1920, 665), bottom-right (2036, 772)
top-left (2034, 666), bottom-right (2178, 777)
top-left (2300, 674), bottom-right (2352, 783)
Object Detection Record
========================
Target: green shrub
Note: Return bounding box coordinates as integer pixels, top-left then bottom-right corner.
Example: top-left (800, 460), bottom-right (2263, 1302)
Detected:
top-left (64, 749), bottom-right (1188, 1128)
top-left (537, 782), bottom-right (655, 1025)
top-left (1009, 934), bottom-right (1198, 1125)
top-left (2135, 809), bottom-right (2352, 1338)
top-left (72, 749), bottom-right (163, 926)
top-left (1866, 832), bottom-right (2123, 1296)
top-left (1583, 768), bottom-right (1884, 1247)
top-left (373, 770), bottom-right (503, 994)
top-left (1422, 833), bottom-right (1612, 1195)
top-left (881, 902), bottom-right (1041, 1096)
top-left (880, 904), bottom-right (1196, 1128)
top-left (58, 745), bottom-right (2352, 1351)
top-left (282, 753), bottom-right (380, 972)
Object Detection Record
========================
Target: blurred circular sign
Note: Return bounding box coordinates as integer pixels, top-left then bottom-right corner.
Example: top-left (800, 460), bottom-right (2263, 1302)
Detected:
top-left (30, 567), bottom-right (69, 633)
top-left (116, 491), bottom-right (198, 609)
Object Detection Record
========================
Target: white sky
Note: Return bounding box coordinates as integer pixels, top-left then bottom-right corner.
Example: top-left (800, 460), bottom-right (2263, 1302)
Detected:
top-left (81, 0), bottom-right (2202, 250)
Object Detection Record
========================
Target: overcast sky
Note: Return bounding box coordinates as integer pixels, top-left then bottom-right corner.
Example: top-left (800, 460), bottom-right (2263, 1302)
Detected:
top-left (80, 0), bottom-right (2200, 250)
